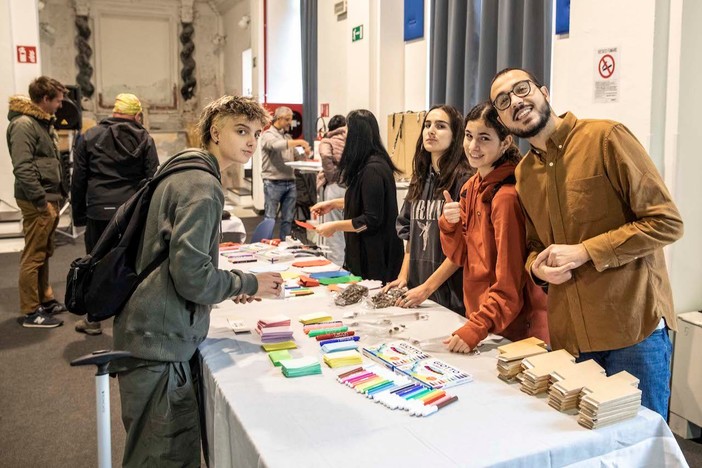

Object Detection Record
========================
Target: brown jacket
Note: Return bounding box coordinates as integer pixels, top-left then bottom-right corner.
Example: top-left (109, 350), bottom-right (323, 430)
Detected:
top-left (439, 163), bottom-right (549, 350)
top-left (517, 112), bottom-right (683, 355)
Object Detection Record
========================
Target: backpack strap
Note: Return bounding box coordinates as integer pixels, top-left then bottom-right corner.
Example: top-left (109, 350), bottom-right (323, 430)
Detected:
top-left (482, 174), bottom-right (516, 205)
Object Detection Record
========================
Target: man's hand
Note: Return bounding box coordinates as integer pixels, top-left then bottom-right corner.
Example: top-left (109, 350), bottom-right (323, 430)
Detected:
top-left (382, 277), bottom-right (407, 293)
top-left (531, 261), bottom-right (576, 285)
top-left (396, 284), bottom-right (431, 308)
top-left (315, 222), bottom-right (337, 238)
top-left (443, 335), bottom-right (472, 353)
top-left (535, 244), bottom-right (590, 269)
top-left (442, 190), bottom-right (460, 224)
top-left (290, 139), bottom-right (311, 156)
top-left (231, 294), bottom-right (262, 304)
top-left (254, 272), bottom-right (284, 298)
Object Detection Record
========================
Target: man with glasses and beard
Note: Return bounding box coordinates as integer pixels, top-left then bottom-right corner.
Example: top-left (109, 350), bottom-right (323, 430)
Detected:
top-left (489, 68), bottom-right (683, 418)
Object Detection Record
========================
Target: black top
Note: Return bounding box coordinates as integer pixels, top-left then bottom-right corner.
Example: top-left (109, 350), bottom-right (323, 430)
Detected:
top-left (343, 155), bottom-right (403, 282)
top-left (397, 167), bottom-right (467, 315)
top-left (71, 117), bottom-right (159, 223)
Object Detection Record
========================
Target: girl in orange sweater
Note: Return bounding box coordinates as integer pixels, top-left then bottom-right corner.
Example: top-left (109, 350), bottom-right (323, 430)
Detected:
top-left (439, 102), bottom-right (549, 353)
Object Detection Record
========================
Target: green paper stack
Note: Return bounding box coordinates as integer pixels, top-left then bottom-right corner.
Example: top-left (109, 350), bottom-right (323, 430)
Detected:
top-left (268, 350), bottom-right (292, 366)
top-left (318, 275), bottom-right (363, 285)
top-left (308, 326), bottom-right (349, 338)
top-left (279, 357), bottom-right (322, 377)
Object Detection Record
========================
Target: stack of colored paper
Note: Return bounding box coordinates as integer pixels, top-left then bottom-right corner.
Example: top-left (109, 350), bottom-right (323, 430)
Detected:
top-left (257, 326), bottom-right (294, 343)
top-left (308, 326), bottom-right (348, 338)
top-left (298, 312), bottom-right (333, 325)
top-left (548, 360), bottom-right (606, 412)
top-left (303, 321), bottom-right (343, 334)
top-left (320, 340), bottom-right (359, 353)
top-left (518, 349), bottom-right (575, 395)
top-left (323, 349), bottom-right (363, 368)
top-left (268, 350), bottom-right (292, 366)
top-left (496, 337), bottom-right (548, 382)
top-left (256, 315), bottom-right (293, 343)
top-left (279, 357), bottom-right (322, 377)
top-left (318, 275), bottom-right (362, 285)
top-left (257, 315), bottom-right (291, 329)
top-left (262, 341), bottom-right (297, 352)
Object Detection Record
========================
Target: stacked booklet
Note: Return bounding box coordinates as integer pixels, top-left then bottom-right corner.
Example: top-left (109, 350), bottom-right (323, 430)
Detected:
top-left (548, 360), bottom-right (606, 412)
top-left (577, 371), bottom-right (641, 429)
top-left (256, 315), bottom-right (294, 344)
top-left (496, 337), bottom-right (548, 381)
top-left (518, 349), bottom-right (575, 395)
top-left (323, 349), bottom-right (363, 368)
top-left (279, 357), bottom-right (322, 377)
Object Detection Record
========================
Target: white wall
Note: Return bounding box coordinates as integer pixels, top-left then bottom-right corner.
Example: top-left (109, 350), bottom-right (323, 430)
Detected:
top-left (666, 0), bottom-right (702, 313)
top-left (317, 0), bottom-right (430, 145)
top-left (265, 0), bottom-right (302, 103)
top-left (0, 0), bottom-right (42, 210)
top-left (550, 0), bottom-right (658, 159)
top-left (222, 1), bottom-right (251, 96)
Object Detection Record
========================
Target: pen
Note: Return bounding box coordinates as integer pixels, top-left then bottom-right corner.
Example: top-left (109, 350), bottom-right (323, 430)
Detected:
top-left (364, 380), bottom-right (396, 395)
top-left (337, 366), bottom-right (364, 380)
top-left (349, 374), bottom-right (382, 389)
top-left (358, 378), bottom-right (391, 393)
top-left (421, 395), bottom-right (459, 417)
top-left (340, 370), bottom-right (374, 384)
top-left (319, 336), bottom-right (361, 346)
top-left (315, 331), bottom-right (355, 341)
top-left (354, 377), bottom-right (386, 393)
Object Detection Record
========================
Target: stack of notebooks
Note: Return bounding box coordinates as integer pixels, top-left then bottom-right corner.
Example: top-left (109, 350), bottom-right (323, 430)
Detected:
top-left (496, 337), bottom-right (549, 381)
top-left (548, 360), bottom-right (606, 412)
top-left (279, 357), bottom-right (322, 377)
top-left (518, 349), bottom-right (575, 395)
top-left (577, 371), bottom-right (641, 429)
top-left (256, 315), bottom-right (295, 348)
top-left (323, 349), bottom-right (363, 368)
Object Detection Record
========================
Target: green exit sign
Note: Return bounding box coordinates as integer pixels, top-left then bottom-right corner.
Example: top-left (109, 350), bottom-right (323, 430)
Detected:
top-left (352, 25), bottom-right (363, 42)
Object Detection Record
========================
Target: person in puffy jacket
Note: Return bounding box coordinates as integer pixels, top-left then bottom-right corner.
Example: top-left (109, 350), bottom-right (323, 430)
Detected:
top-left (6, 76), bottom-right (68, 329)
top-left (70, 93), bottom-right (159, 335)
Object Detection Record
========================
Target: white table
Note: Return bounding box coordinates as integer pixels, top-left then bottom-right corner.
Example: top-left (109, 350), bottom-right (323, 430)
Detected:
top-left (199, 259), bottom-right (688, 468)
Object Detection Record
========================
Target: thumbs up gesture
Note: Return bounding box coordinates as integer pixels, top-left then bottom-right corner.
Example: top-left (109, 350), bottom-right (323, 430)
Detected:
top-left (443, 190), bottom-right (461, 224)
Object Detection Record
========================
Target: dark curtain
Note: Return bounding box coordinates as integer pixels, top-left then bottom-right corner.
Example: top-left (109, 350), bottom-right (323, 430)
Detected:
top-left (300, 0), bottom-right (318, 144)
top-left (430, 0), bottom-right (552, 112)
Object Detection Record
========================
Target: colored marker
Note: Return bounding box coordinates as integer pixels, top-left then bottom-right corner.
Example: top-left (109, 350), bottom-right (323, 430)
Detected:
top-left (337, 367), bottom-right (364, 380)
top-left (319, 336), bottom-right (361, 346)
top-left (315, 331), bottom-right (355, 341)
top-left (421, 395), bottom-right (459, 417)
top-left (355, 377), bottom-right (387, 393)
top-left (341, 371), bottom-right (374, 384)
top-left (360, 379), bottom-right (392, 394)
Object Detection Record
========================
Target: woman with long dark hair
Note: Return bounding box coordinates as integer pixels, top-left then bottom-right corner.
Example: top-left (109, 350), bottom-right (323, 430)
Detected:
top-left (384, 105), bottom-right (471, 314)
top-left (440, 102), bottom-right (549, 353)
top-left (311, 109), bottom-right (403, 282)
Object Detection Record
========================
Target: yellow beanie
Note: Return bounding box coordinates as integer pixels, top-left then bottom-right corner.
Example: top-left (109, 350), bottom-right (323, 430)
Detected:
top-left (113, 93), bottom-right (142, 115)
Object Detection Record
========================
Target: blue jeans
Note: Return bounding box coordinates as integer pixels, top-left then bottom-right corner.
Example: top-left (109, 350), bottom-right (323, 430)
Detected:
top-left (263, 179), bottom-right (296, 239)
top-left (576, 327), bottom-right (672, 419)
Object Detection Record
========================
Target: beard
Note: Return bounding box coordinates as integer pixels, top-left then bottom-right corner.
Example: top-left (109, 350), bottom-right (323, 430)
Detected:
top-left (505, 100), bottom-right (551, 139)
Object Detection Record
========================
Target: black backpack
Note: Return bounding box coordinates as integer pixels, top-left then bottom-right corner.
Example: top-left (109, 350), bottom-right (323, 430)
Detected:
top-left (65, 154), bottom-right (218, 322)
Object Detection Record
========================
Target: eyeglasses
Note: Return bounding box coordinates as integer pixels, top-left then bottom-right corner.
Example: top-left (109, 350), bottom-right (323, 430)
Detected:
top-left (492, 80), bottom-right (534, 111)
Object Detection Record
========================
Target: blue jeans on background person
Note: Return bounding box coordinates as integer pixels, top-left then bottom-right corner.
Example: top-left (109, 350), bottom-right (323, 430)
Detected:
top-left (576, 326), bottom-right (672, 419)
top-left (263, 179), bottom-right (296, 240)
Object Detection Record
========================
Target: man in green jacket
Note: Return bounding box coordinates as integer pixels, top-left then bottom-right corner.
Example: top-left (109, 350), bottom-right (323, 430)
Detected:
top-left (113, 95), bottom-right (283, 467)
top-left (6, 76), bottom-right (68, 328)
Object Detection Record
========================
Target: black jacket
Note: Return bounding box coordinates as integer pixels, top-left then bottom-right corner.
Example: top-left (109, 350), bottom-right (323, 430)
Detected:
top-left (344, 155), bottom-right (403, 283)
top-left (71, 117), bottom-right (158, 224)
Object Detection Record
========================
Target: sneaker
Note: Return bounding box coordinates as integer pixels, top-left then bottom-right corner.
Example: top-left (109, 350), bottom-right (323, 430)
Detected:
top-left (42, 299), bottom-right (68, 315)
top-left (22, 307), bottom-right (63, 328)
top-left (75, 318), bottom-right (102, 336)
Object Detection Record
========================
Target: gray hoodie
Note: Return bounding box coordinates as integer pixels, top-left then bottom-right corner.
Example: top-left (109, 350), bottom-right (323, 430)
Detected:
top-left (113, 149), bottom-right (258, 362)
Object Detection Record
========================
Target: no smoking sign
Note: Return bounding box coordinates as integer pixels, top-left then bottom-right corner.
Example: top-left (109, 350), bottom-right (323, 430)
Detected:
top-left (594, 47), bottom-right (619, 103)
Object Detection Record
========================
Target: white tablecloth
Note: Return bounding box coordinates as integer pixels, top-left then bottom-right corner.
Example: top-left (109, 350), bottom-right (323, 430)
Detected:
top-left (200, 259), bottom-right (688, 468)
